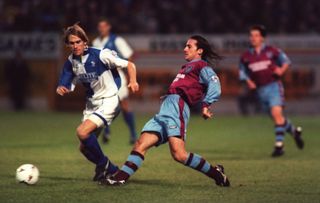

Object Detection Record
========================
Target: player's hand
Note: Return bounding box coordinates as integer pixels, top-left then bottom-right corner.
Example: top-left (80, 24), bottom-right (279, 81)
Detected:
top-left (128, 81), bottom-right (139, 93)
top-left (273, 67), bottom-right (284, 77)
top-left (202, 106), bottom-right (213, 120)
top-left (246, 80), bottom-right (257, 90)
top-left (56, 86), bottom-right (70, 96)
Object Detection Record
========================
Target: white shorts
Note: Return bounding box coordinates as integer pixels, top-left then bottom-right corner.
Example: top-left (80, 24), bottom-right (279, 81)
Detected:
top-left (118, 69), bottom-right (129, 101)
top-left (82, 95), bottom-right (120, 128)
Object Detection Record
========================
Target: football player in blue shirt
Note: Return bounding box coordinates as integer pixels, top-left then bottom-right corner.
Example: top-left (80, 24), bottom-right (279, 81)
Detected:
top-left (56, 24), bottom-right (139, 181)
top-left (92, 18), bottom-right (137, 145)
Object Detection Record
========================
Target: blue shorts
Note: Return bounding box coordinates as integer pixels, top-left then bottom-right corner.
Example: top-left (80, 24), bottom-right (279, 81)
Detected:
top-left (141, 94), bottom-right (190, 146)
top-left (257, 81), bottom-right (285, 110)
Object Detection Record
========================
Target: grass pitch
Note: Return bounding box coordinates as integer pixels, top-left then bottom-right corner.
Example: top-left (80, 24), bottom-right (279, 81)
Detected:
top-left (0, 111), bottom-right (319, 203)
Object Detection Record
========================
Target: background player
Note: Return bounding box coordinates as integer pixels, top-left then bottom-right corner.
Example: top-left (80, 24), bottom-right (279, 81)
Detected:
top-left (92, 18), bottom-right (137, 145)
top-left (239, 25), bottom-right (304, 157)
top-left (103, 35), bottom-right (230, 187)
top-left (56, 24), bottom-right (139, 181)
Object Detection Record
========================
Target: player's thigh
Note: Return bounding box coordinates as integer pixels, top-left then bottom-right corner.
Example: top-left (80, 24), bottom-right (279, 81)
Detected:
top-left (133, 132), bottom-right (159, 155)
top-left (83, 96), bottom-right (120, 128)
top-left (168, 136), bottom-right (188, 163)
top-left (77, 119), bottom-right (98, 139)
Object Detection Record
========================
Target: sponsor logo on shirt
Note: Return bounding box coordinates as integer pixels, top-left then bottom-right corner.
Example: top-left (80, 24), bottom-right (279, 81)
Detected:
top-left (248, 60), bottom-right (271, 72)
top-left (173, 73), bottom-right (185, 82)
top-left (78, 72), bottom-right (98, 82)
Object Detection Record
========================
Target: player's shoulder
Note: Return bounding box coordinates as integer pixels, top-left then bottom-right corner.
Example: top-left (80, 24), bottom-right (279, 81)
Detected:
top-left (265, 45), bottom-right (281, 53)
top-left (99, 48), bottom-right (120, 61)
top-left (100, 47), bottom-right (117, 56)
top-left (190, 59), bottom-right (208, 68)
top-left (187, 60), bottom-right (211, 73)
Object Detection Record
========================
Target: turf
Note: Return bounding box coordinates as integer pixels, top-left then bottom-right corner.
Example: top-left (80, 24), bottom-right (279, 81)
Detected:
top-left (0, 111), bottom-right (319, 203)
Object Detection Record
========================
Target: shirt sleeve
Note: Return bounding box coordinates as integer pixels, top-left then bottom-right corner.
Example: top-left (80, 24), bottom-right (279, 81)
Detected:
top-left (99, 48), bottom-right (129, 69)
top-left (275, 48), bottom-right (291, 66)
top-left (239, 59), bottom-right (250, 81)
top-left (115, 37), bottom-right (134, 59)
top-left (58, 59), bottom-right (75, 90)
top-left (199, 66), bottom-right (221, 107)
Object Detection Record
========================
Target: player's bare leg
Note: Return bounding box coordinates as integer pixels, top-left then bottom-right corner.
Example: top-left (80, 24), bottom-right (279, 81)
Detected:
top-left (77, 119), bottom-right (118, 181)
top-left (270, 106), bottom-right (304, 157)
top-left (168, 137), bottom-right (230, 187)
top-left (270, 106), bottom-right (286, 157)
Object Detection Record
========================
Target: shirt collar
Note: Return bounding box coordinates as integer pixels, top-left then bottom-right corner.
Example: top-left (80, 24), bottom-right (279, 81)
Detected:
top-left (249, 43), bottom-right (266, 54)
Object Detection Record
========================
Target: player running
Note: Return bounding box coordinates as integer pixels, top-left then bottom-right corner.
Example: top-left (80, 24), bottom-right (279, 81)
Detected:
top-left (102, 35), bottom-right (230, 187)
top-left (92, 18), bottom-right (137, 145)
top-left (56, 24), bottom-right (139, 181)
top-left (239, 25), bottom-right (304, 157)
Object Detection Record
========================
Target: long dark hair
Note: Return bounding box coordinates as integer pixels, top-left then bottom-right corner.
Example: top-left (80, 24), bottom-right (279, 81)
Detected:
top-left (190, 35), bottom-right (222, 67)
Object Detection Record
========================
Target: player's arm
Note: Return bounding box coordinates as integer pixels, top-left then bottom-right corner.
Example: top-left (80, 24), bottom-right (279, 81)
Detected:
top-left (239, 60), bottom-right (256, 90)
top-left (126, 61), bottom-right (139, 92)
top-left (273, 49), bottom-right (291, 77)
top-left (199, 67), bottom-right (222, 120)
top-left (56, 60), bottom-right (75, 96)
top-left (100, 49), bottom-right (139, 92)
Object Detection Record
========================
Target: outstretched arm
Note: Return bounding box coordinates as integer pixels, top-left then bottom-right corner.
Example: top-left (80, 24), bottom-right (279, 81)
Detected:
top-left (100, 49), bottom-right (139, 93)
top-left (199, 67), bottom-right (221, 120)
top-left (56, 60), bottom-right (75, 96)
top-left (239, 60), bottom-right (256, 90)
top-left (127, 61), bottom-right (139, 93)
top-left (273, 49), bottom-right (291, 77)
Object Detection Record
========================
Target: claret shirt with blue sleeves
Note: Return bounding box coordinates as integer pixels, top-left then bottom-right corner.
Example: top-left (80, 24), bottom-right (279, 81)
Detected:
top-left (58, 47), bottom-right (128, 99)
top-left (239, 44), bottom-right (291, 87)
top-left (168, 59), bottom-right (221, 108)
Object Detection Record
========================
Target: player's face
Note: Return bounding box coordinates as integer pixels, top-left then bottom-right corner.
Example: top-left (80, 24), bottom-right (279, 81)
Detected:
top-left (68, 35), bottom-right (86, 56)
top-left (184, 39), bottom-right (202, 61)
top-left (249, 30), bottom-right (264, 48)
top-left (97, 21), bottom-right (111, 37)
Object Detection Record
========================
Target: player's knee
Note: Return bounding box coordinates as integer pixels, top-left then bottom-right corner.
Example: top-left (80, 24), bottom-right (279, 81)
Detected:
top-left (76, 126), bottom-right (89, 140)
top-left (133, 138), bottom-right (144, 153)
top-left (171, 151), bottom-right (188, 163)
top-left (79, 144), bottom-right (85, 152)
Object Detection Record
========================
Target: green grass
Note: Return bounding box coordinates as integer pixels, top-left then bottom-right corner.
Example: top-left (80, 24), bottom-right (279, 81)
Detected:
top-left (0, 111), bottom-right (319, 203)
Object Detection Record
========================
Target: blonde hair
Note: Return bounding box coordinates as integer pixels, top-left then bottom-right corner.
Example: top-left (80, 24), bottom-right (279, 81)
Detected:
top-left (63, 23), bottom-right (89, 44)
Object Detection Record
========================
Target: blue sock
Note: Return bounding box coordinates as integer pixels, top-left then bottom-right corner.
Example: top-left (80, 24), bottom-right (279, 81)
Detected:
top-left (80, 145), bottom-right (98, 164)
top-left (184, 153), bottom-right (219, 180)
top-left (123, 111), bottom-right (137, 140)
top-left (284, 119), bottom-right (295, 135)
top-left (114, 151), bottom-right (144, 181)
top-left (81, 133), bottom-right (117, 173)
top-left (275, 124), bottom-right (285, 144)
top-left (104, 125), bottom-right (110, 138)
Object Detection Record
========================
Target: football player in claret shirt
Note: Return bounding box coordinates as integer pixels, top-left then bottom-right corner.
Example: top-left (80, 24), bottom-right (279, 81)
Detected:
top-left (239, 25), bottom-right (304, 157)
top-left (102, 35), bottom-right (230, 187)
top-left (56, 24), bottom-right (139, 181)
